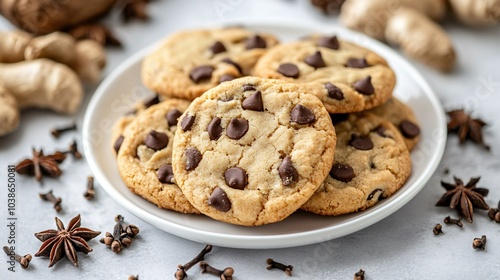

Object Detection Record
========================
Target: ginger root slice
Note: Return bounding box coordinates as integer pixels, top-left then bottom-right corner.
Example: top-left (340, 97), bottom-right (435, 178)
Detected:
top-left (449, 0), bottom-right (500, 26)
top-left (385, 8), bottom-right (456, 72)
top-left (0, 30), bottom-right (32, 63)
top-left (24, 32), bottom-right (77, 66)
top-left (0, 59), bottom-right (83, 114)
top-left (0, 87), bottom-right (20, 136)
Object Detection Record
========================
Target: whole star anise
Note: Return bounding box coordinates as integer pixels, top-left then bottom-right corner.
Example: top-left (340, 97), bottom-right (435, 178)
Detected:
top-left (447, 109), bottom-right (489, 150)
top-left (68, 23), bottom-right (122, 47)
top-left (15, 148), bottom-right (66, 181)
top-left (34, 215), bottom-right (101, 267)
top-left (436, 177), bottom-right (489, 223)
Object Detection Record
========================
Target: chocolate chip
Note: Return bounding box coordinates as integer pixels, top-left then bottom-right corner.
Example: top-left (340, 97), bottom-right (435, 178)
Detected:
top-left (226, 118), bottom-right (249, 140)
top-left (279, 156), bottom-right (298, 186)
top-left (245, 35), bottom-right (267, 49)
top-left (185, 147), bottom-right (202, 171)
top-left (144, 95), bottom-right (160, 108)
top-left (330, 163), bottom-right (355, 182)
top-left (219, 74), bottom-right (236, 83)
top-left (291, 104), bottom-right (315, 124)
top-left (210, 41), bottom-right (226, 54)
top-left (367, 188), bottom-right (383, 200)
top-left (353, 76), bottom-right (374, 95)
top-left (189, 65), bottom-right (214, 83)
top-left (242, 91), bottom-right (264, 111)
top-left (325, 82), bottom-right (344, 100)
top-left (373, 125), bottom-right (388, 137)
top-left (317, 36), bottom-right (339, 50)
top-left (208, 187), bottom-right (231, 212)
top-left (114, 135), bottom-right (124, 153)
top-left (346, 58), bottom-right (369, 68)
top-left (305, 51), bottom-right (326, 68)
top-left (144, 130), bottom-right (169, 151)
top-left (399, 120), bottom-right (420, 138)
top-left (242, 84), bottom-right (255, 91)
top-left (158, 164), bottom-right (174, 184)
top-left (277, 63), bottom-right (300, 79)
top-left (330, 113), bottom-right (349, 125)
top-left (207, 117), bottom-right (223, 140)
top-left (349, 134), bottom-right (374, 150)
top-left (181, 114), bottom-right (195, 131)
top-left (166, 109), bottom-right (182, 126)
top-left (224, 167), bottom-right (248, 190)
top-left (221, 58), bottom-right (243, 74)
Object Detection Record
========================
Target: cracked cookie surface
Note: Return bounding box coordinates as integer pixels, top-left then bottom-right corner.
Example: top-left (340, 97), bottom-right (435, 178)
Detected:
top-left (142, 28), bottom-right (279, 100)
top-left (117, 99), bottom-right (200, 214)
top-left (301, 113), bottom-right (411, 216)
top-left (254, 36), bottom-right (396, 113)
top-left (172, 77), bottom-right (336, 226)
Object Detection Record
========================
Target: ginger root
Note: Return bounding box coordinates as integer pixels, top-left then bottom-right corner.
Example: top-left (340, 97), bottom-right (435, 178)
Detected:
top-left (449, 0), bottom-right (500, 26)
top-left (0, 30), bottom-right (32, 63)
top-left (74, 40), bottom-right (107, 84)
top-left (0, 59), bottom-right (83, 114)
top-left (24, 32), bottom-right (77, 66)
top-left (0, 87), bottom-right (20, 136)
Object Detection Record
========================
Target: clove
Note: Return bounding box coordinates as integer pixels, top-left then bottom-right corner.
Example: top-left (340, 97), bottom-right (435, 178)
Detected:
top-left (39, 190), bottom-right (62, 212)
top-left (487, 200), bottom-right (500, 223)
top-left (443, 216), bottom-right (463, 227)
top-left (433, 223), bottom-right (443, 235)
top-left (3, 246), bottom-right (32, 269)
top-left (84, 176), bottom-right (95, 200)
top-left (65, 140), bottom-right (82, 159)
top-left (354, 269), bottom-right (365, 280)
top-left (472, 235), bottom-right (487, 250)
top-left (51, 123), bottom-right (77, 138)
top-left (100, 215), bottom-right (139, 253)
top-left (200, 261), bottom-right (234, 280)
top-left (266, 258), bottom-right (293, 277)
top-left (175, 244), bottom-right (213, 280)
top-left (128, 275), bottom-right (139, 280)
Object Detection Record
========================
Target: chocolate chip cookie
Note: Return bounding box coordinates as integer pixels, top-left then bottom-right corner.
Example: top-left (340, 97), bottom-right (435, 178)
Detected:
top-left (117, 99), bottom-right (200, 214)
top-left (367, 97), bottom-right (421, 151)
top-left (142, 28), bottom-right (279, 100)
top-left (172, 77), bottom-right (336, 226)
top-left (301, 113), bottom-right (411, 216)
top-left (254, 35), bottom-right (396, 113)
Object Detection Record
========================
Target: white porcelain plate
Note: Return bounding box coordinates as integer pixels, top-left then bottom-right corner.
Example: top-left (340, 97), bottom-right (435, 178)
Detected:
top-left (83, 20), bottom-right (446, 249)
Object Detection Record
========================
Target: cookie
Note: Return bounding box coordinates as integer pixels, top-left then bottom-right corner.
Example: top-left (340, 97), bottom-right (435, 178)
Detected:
top-left (367, 97), bottom-right (421, 150)
top-left (301, 113), bottom-right (411, 216)
top-left (117, 99), bottom-right (200, 214)
top-left (142, 28), bottom-right (279, 100)
top-left (172, 77), bottom-right (336, 226)
top-left (253, 35), bottom-right (396, 113)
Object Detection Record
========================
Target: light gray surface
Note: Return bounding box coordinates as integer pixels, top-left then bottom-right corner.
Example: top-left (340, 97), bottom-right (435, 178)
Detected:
top-left (1, 0), bottom-right (499, 279)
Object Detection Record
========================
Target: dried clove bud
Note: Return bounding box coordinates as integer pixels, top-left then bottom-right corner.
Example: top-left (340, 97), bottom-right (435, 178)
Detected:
top-left (433, 224), bottom-right (443, 235)
top-left (443, 216), bottom-right (463, 227)
top-left (472, 235), bottom-right (487, 250)
top-left (65, 140), bottom-right (82, 159)
top-left (487, 200), bottom-right (500, 223)
top-left (128, 275), bottom-right (139, 280)
top-left (100, 215), bottom-right (139, 253)
top-left (51, 123), bottom-right (77, 138)
top-left (200, 261), bottom-right (234, 280)
top-left (266, 258), bottom-right (293, 276)
top-left (3, 246), bottom-right (32, 269)
top-left (39, 190), bottom-right (62, 212)
top-left (354, 269), bottom-right (365, 280)
top-left (84, 176), bottom-right (95, 200)
top-left (175, 244), bottom-right (213, 280)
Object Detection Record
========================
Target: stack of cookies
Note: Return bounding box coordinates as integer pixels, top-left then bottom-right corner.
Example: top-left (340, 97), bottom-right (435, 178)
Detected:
top-left (112, 27), bottom-right (421, 226)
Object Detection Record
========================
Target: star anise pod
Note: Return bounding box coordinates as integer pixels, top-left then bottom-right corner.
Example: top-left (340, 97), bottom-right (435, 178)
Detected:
top-left (122, 0), bottom-right (151, 22)
top-left (68, 23), bottom-right (122, 47)
top-left (34, 215), bottom-right (101, 267)
top-left (436, 177), bottom-right (489, 223)
top-left (311, 0), bottom-right (345, 14)
top-left (447, 109), bottom-right (489, 150)
top-left (15, 148), bottom-right (66, 182)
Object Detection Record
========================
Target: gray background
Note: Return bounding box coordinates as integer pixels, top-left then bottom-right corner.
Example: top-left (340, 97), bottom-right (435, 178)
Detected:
top-left (1, 0), bottom-right (500, 279)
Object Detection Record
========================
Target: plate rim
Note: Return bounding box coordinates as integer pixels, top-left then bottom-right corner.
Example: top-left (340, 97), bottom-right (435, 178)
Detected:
top-left (82, 18), bottom-right (447, 249)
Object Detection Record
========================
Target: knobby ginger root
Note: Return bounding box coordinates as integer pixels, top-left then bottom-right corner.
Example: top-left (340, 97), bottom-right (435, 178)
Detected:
top-left (24, 32), bottom-right (77, 66)
top-left (74, 40), bottom-right (107, 84)
top-left (449, 0), bottom-right (500, 26)
top-left (0, 87), bottom-right (20, 136)
top-left (0, 30), bottom-right (32, 63)
top-left (0, 59), bottom-right (83, 114)
top-left (385, 8), bottom-right (456, 72)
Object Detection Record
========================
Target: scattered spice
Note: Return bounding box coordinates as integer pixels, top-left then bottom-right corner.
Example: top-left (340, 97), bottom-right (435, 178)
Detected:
top-left (51, 122), bottom-right (77, 138)
top-left (65, 140), bottom-right (83, 159)
top-left (122, 0), bottom-right (151, 22)
top-left (69, 23), bottom-right (122, 47)
top-left (472, 235), bottom-right (487, 250)
top-left (447, 109), bottom-right (489, 150)
top-left (100, 215), bottom-right (139, 253)
top-left (175, 244), bottom-right (213, 280)
top-left (128, 275), bottom-right (139, 280)
top-left (34, 215), bottom-right (101, 267)
top-left (444, 168), bottom-right (450, 175)
top-left (3, 246), bottom-right (32, 269)
top-left (15, 148), bottom-right (66, 181)
top-left (200, 261), bottom-right (234, 280)
top-left (354, 269), bottom-right (365, 280)
top-left (311, 0), bottom-right (345, 14)
top-left (487, 200), bottom-right (500, 223)
top-left (39, 190), bottom-right (62, 212)
top-left (443, 216), bottom-right (463, 227)
top-left (266, 258), bottom-right (293, 277)
top-left (84, 176), bottom-right (96, 200)
top-left (433, 224), bottom-right (443, 235)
